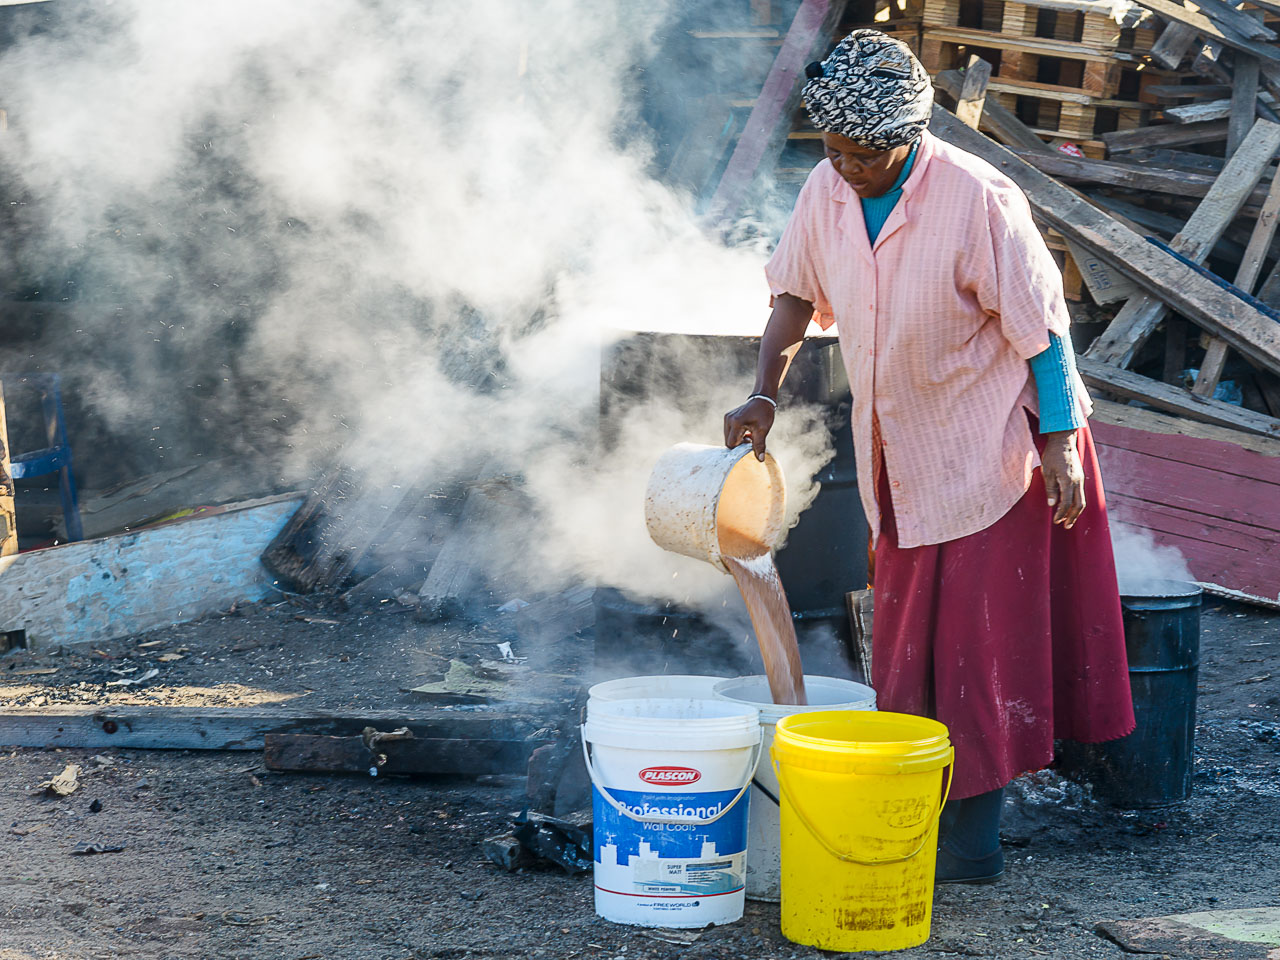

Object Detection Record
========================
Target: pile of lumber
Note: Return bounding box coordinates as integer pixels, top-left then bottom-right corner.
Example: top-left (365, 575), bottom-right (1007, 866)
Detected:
top-left (688, 0), bottom-right (1280, 602)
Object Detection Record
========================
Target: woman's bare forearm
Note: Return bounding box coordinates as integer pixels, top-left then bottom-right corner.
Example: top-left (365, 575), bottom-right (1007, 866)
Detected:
top-left (752, 294), bottom-right (814, 400)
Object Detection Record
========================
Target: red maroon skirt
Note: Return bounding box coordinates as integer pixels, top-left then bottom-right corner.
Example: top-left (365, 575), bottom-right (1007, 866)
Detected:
top-left (871, 420), bottom-right (1136, 799)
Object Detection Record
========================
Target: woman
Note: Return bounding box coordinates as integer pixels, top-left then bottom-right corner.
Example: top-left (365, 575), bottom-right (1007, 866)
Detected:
top-left (724, 30), bottom-right (1135, 884)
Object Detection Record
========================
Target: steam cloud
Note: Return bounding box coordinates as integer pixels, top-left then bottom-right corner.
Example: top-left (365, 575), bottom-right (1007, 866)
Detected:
top-left (0, 0), bottom-right (835, 614)
top-left (1111, 521), bottom-right (1195, 594)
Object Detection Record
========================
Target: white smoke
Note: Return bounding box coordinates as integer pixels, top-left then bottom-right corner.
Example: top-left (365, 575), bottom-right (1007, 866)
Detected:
top-left (0, 0), bottom-right (835, 610)
top-left (1111, 521), bottom-right (1196, 595)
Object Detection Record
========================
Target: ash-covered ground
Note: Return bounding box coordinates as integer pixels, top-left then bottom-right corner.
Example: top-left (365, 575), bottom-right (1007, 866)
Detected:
top-left (0, 596), bottom-right (1276, 959)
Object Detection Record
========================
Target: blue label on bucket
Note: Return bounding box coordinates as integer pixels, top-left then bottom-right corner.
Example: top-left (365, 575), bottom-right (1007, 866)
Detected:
top-left (593, 787), bottom-right (748, 897)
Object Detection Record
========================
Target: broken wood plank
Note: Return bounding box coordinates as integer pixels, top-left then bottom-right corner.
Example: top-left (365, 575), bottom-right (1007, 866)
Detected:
top-left (264, 732), bottom-right (543, 776)
top-left (930, 107), bottom-right (1280, 375)
top-left (1229, 55), bottom-right (1263, 155)
top-left (953, 55), bottom-right (992, 130)
top-left (0, 705), bottom-right (552, 752)
top-left (0, 381), bottom-right (16, 558)
top-left (1011, 148), bottom-right (1260, 201)
top-left (0, 495), bottom-right (302, 650)
top-left (1084, 117), bottom-right (1280, 368)
top-left (1080, 358), bottom-right (1280, 437)
top-left (1165, 91), bottom-right (1275, 125)
top-left (1148, 21), bottom-right (1200, 70)
top-left (1102, 119), bottom-right (1230, 152)
top-left (706, 0), bottom-right (850, 222)
top-left (1194, 168), bottom-right (1280, 397)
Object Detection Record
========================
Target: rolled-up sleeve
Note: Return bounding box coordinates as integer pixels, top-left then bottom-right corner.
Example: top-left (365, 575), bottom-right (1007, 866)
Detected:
top-left (764, 174), bottom-right (835, 329)
top-left (976, 180), bottom-right (1070, 359)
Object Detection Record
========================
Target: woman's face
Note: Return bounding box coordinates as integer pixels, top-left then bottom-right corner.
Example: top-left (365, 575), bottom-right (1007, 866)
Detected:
top-left (822, 132), bottom-right (913, 200)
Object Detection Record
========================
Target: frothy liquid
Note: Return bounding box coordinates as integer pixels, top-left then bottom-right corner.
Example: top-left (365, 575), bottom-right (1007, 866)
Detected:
top-left (722, 552), bottom-right (807, 705)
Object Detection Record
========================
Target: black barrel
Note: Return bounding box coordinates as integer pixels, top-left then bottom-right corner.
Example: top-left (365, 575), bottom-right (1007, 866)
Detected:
top-left (1060, 579), bottom-right (1202, 807)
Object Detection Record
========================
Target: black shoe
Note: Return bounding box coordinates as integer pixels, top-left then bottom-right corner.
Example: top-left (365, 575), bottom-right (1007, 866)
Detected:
top-left (935, 786), bottom-right (1005, 884)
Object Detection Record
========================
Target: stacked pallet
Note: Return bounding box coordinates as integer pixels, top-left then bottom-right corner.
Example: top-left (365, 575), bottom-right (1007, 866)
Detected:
top-left (919, 0), bottom-right (1160, 154)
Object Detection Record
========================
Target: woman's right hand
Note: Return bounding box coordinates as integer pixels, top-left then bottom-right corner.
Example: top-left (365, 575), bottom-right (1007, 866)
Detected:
top-left (724, 397), bottom-right (776, 461)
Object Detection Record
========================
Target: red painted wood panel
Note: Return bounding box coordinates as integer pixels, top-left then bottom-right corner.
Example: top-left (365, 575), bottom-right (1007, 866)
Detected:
top-left (1092, 419), bottom-right (1280, 600)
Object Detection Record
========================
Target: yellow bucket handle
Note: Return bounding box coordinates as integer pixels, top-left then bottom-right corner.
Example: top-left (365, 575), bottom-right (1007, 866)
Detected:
top-left (581, 728), bottom-right (762, 826)
top-left (772, 748), bottom-right (954, 866)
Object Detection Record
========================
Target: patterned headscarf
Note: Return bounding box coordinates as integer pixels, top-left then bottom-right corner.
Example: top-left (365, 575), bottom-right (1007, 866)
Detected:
top-left (802, 29), bottom-right (934, 150)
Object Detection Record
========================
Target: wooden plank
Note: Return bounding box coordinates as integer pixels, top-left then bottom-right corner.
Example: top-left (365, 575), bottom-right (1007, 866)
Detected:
top-left (1091, 410), bottom-right (1280, 601)
top-left (0, 705), bottom-right (550, 753)
top-left (953, 55), bottom-right (992, 129)
top-left (706, 0), bottom-right (849, 222)
top-left (0, 382), bottom-right (16, 558)
top-left (1229, 56), bottom-right (1263, 154)
top-left (1165, 91), bottom-right (1275, 124)
top-left (264, 733), bottom-right (542, 776)
top-left (1084, 118), bottom-right (1280, 368)
top-left (1090, 397), bottom-right (1280, 457)
top-left (1011, 147), bottom-right (1246, 198)
top-left (0, 495), bottom-right (302, 650)
top-left (1148, 21), bottom-right (1199, 69)
top-left (1102, 119), bottom-right (1230, 151)
top-left (1194, 167), bottom-right (1280, 397)
top-left (1144, 82), bottom-right (1233, 100)
top-left (930, 107), bottom-right (1280, 375)
top-left (1080, 358), bottom-right (1280, 436)
top-left (1195, 0), bottom-right (1276, 41)
top-left (984, 80), bottom-right (1148, 110)
top-left (922, 24), bottom-right (1119, 60)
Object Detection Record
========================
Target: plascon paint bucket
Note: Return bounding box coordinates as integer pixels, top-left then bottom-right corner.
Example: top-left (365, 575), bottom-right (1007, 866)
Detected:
top-left (772, 711), bottom-right (953, 952)
top-left (587, 675), bottom-right (727, 716)
top-left (713, 675), bottom-right (877, 901)
top-left (645, 442), bottom-right (786, 572)
top-left (582, 697), bottom-right (762, 928)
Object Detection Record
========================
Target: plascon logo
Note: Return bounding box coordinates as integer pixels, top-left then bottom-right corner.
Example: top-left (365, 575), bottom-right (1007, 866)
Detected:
top-left (639, 766), bottom-right (701, 785)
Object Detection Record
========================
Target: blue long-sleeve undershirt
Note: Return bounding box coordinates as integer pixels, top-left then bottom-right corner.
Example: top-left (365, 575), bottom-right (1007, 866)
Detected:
top-left (1027, 333), bottom-right (1087, 433)
top-left (860, 147), bottom-right (1084, 434)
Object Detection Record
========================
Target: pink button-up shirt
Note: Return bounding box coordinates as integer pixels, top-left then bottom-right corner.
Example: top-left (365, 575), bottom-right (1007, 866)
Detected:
top-left (765, 130), bottom-right (1088, 547)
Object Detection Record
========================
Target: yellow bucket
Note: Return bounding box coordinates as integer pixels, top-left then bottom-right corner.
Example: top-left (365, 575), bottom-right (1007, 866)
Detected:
top-left (772, 710), bottom-right (954, 953)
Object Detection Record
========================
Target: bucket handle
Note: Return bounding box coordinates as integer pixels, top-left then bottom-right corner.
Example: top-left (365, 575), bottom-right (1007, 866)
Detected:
top-left (581, 728), bottom-right (762, 826)
top-left (771, 749), bottom-right (954, 866)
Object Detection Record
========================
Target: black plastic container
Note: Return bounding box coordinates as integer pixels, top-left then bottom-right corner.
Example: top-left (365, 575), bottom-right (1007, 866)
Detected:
top-left (1060, 579), bottom-right (1202, 807)
top-left (597, 331), bottom-right (869, 677)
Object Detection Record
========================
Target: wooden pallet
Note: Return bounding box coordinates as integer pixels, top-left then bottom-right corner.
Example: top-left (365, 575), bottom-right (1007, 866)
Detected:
top-left (921, 0), bottom-right (1155, 51)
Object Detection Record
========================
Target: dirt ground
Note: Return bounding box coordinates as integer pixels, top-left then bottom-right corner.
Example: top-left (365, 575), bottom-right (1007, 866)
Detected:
top-left (0, 595), bottom-right (1277, 960)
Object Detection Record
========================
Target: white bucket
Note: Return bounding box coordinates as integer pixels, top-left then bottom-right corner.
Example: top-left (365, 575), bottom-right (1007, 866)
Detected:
top-left (644, 442), bottom-right (786, 573)
top-left (582, 697), bottom-right (762, 928)
top-left (587, 675), bottom-right (728, 716)
top-left (713, 675), bottom-right (877, 902)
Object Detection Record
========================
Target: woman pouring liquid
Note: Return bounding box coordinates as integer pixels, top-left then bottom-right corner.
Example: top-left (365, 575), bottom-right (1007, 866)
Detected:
top-left (724, 30), bottom-right (1135, 884)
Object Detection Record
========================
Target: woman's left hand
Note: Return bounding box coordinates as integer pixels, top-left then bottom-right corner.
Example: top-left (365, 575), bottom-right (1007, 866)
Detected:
top-left (1041, 431), bottom-right (1086, 529)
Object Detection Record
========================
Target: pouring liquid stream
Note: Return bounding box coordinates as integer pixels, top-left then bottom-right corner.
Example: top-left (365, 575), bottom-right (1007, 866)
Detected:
top-left (719, 495), bottom-right (807, 705)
